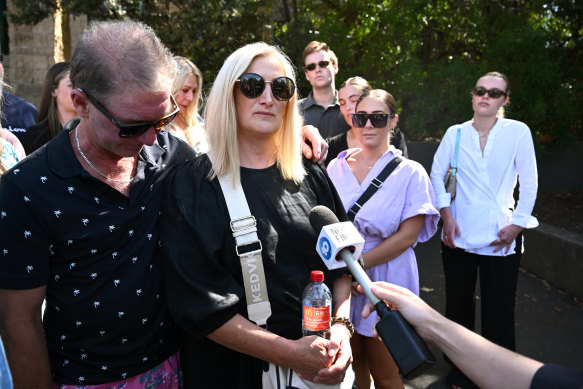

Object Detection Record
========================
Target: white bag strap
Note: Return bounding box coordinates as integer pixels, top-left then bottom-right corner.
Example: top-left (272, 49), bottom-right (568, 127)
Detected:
top-left (218, 173), bottom-right (272, 326)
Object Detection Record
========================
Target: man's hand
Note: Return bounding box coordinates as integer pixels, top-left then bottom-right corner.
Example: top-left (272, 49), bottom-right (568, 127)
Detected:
top-left (301, 125), bottom-right (328, 164)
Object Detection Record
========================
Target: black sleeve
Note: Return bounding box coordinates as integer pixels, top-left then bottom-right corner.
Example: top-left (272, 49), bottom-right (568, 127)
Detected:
top-left (391, 128), bottom-right (408, 158)
top-left (160, 156), bottom-right (242, 338)
top-left (530, 364), bottom-right (583, 389)
top-left (325, 133), bottom-right (349, 166)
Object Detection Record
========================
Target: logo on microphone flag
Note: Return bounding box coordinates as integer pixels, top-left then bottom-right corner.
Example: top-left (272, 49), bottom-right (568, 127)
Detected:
top-left (318, 237), bottom-right (332, 260)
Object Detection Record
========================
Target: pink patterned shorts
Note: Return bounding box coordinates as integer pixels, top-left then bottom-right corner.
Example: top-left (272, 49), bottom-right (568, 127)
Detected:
top-left (54, 352), bottom-right (182, 389)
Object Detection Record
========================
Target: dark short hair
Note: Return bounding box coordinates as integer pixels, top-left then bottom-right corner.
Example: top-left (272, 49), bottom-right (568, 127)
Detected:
top-left (301, 41), bottom-right (338, 67)
top-left (70, 20), bottom-right (176, 103)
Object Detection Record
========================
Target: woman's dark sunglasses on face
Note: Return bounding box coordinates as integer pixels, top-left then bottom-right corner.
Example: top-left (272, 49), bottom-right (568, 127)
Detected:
top-left (236, 73), bottom-right (295, 101)
top-left (78, 88), bottom-right (180, 138)
top-left (472, 86), bottom-right (507, 99)
top-left (352, 113), bottom-right (394, 128)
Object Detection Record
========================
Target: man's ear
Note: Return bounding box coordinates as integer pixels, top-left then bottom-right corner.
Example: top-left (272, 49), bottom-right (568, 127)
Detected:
top-left (332, 62), bottom-right (339, 75)
top-left (71, 89), bottom-right (90, 118)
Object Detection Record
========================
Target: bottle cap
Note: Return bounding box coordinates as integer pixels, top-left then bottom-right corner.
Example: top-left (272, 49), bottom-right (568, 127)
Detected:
top-left (310, 270), bottom-right (324, 282)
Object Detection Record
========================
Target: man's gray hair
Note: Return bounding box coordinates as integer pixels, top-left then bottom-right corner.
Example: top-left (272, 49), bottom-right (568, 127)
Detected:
top-left (70, 20), bottom-right (176, 102)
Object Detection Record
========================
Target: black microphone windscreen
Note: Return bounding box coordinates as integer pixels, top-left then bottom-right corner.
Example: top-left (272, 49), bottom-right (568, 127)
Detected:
top-left (309, 205), bottom-right (340, 233)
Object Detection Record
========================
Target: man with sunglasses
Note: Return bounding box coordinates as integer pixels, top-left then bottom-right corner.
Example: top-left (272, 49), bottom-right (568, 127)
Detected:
top-left (0, 20), bottom-right (197, 388)
top-left (298, 41), bottom-right (350, 138)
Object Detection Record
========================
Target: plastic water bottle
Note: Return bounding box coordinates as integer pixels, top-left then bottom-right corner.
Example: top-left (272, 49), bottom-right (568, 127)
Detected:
top-left (302, 270), bottom-right (332, 339)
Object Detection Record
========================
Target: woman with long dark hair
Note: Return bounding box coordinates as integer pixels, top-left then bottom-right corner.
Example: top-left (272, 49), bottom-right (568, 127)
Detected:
top-left (23, 62), bottom-right (76, 154)
top-left (328, 89), bottom-right (439, 389)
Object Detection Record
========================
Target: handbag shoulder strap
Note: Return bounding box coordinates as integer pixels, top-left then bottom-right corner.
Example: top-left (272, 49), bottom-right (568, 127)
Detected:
top-left (217, 173), bottom-right (272, 326)
top-left (451, 126), bottom-right (461, 173)
top-left (347, 156), bottom-right (404, 222)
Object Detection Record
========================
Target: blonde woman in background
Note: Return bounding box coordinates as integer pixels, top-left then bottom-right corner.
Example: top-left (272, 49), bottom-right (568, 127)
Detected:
top-left (430, 71), bottom-right (538, 389)
top-left (166, 56), bottom-right (206, 152)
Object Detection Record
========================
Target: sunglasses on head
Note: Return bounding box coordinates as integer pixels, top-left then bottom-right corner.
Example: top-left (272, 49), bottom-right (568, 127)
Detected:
top-left (352, 113), bottom-right (394, 128)
top-left (236, 73), bottom-right (295, 101)
top-left (78, 88), bottom-right (180, 138)
top-left (304, 60), bottom-right (331, 71)
top-left (472, 86), bottom-right (507, 99)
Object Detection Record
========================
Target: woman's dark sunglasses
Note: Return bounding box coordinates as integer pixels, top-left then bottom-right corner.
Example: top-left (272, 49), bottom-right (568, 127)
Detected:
top-left (472, 86), bottom-right (507, 99)
top-left (304, 60), bottom-right (330, 71)
top-left (352, 113), bottom-right (394, 128)
top-left (78, 88), bottom-right (180, 138)
top-left (236, 73), bottom-right (295, 101)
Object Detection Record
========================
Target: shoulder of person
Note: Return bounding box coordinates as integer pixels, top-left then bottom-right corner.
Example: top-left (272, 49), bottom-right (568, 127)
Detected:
top-left (25, 122), bottom-right (47, 133)
top-left (156, 130), bottom-right (198, 160)
top-left (3, 92), bottom-right (38, 111)
top-left (498, 117), bottom-right (531, 133)
top-left (302, 156), bottom-right (326, 175)
top-left (399, 157), bottom-right (427, 175)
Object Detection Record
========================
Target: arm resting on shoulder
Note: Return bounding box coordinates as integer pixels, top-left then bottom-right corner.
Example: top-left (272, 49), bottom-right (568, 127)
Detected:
top-left (362, 214), bottom-right (425, 269)
top-left (301, 125), bottom-right (328, 164)
top-left (0, 286), bottom-right (53, 388)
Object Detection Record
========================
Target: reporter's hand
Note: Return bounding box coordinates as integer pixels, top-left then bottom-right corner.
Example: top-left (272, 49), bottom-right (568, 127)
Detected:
top-left (312, 325), bottom-right (353, 384)
top-left (360, 282), bottom-right (440, 341)
top-left (301, 125), bottom-right (328, 164)
top-left (490, 224), bottom-right (522, 254)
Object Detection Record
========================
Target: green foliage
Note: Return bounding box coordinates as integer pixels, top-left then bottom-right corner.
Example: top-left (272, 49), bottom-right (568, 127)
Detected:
top-left (8, 0), bottom-right (581, 148)
top-left (9, 0), bottom-right (272, 89)
top-left (274, 0), bottom-right (583, 148)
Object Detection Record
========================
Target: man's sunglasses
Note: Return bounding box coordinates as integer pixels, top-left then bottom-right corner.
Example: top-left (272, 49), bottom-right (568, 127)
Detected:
top-left (78, 88), bottom-right (180, 138)
top-left (352, 113), bottom-right (394, 128)
top-left (472, 86), bottom-right (507, 99)
top-left (304, 60), bottom-right (331, 71)
top-left (236, 73), bottom-right (295, 101)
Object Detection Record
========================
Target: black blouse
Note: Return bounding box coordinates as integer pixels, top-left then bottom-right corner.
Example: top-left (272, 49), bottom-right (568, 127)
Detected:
top-left (160, 155), bottom-right (347, 388)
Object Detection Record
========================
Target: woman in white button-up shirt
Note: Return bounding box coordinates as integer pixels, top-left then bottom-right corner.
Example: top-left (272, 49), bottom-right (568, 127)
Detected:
top-left (430, 71), bottom-right (538, 389)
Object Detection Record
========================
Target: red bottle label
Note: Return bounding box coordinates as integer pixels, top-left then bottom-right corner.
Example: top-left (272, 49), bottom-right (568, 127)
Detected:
top-left (303, 305), bottom-right (331, 331)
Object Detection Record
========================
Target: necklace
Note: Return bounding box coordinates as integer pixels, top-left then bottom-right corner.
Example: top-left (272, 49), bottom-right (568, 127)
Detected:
top-left (75, 127), bottom-right (135, 183)
top-left (362, 158), bottom-right (377, 170)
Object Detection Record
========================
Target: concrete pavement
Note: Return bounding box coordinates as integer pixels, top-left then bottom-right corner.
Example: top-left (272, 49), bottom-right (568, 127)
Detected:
top-left (400, 231), bottom-right (583, 388)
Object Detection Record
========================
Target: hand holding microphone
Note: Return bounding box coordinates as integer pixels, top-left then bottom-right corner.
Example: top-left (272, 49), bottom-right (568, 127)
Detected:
top-left (309, 206), bottom-right (436, 378)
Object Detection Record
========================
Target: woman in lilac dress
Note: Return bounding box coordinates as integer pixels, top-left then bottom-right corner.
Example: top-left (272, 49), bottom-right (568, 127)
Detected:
top-left (327, 89), bottom-right (439, 389)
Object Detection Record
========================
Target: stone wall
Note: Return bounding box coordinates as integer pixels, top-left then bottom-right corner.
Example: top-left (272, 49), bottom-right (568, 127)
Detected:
top-left (3, 2), bottom-right (86, 108)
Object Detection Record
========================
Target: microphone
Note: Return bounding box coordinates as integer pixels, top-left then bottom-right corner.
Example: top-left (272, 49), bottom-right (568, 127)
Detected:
top-left (309, 205), bottom-right (436, 378)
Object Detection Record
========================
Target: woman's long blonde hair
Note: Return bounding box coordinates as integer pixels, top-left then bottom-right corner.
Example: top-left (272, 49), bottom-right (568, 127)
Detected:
top-left (204, 42), bottom-right (305, 186)
top-left (167, 56), bottom-right (205, 147)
